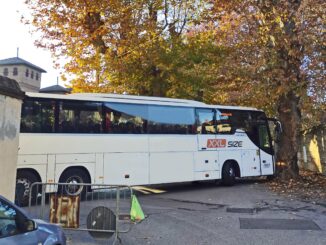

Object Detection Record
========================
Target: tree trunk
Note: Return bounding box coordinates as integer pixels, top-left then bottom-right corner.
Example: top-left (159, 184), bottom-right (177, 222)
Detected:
top-left (276, 91), bottom-right (301, 179)
top-left (274, 0), bottom-right (303, 179)
top-left (151, 66), bottom-right (165, 97)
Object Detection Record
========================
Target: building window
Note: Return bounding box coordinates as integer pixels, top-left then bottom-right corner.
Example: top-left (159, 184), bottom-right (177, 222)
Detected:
top-left (13, 67), bottom-right (18, 76)
top-left (31, 70), bottom-right (34, 79)
top-left (25, 69), bottom-right (29, 77)
top-left (36, 73), bottom-right (39, 81)
top-left (3, 68), bottom-right (8, 76)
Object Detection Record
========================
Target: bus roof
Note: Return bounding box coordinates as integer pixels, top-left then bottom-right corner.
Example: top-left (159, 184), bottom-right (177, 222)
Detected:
top-left (26, 92), bottom-right (260, 111)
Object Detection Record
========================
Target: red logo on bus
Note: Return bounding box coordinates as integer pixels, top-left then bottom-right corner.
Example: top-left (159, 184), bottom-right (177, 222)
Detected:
top-left (207, 139), bottom-right (226, 148)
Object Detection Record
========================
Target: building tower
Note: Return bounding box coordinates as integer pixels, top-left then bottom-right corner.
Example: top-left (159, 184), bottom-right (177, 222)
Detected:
top-left (0, 56), bottom-right (46, 92)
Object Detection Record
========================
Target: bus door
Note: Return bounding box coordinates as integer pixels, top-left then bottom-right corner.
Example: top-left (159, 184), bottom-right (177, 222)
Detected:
top-left (257, 123), bottom-right (274, 175)
top-left (195, 109), bottom-right (219, 173)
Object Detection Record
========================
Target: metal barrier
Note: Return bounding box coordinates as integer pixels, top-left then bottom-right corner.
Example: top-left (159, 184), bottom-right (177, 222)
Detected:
top-left (27, 182), bottom-right (134, 245)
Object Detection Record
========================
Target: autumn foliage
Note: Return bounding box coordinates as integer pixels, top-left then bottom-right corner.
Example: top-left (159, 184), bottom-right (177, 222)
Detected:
top-left (24, 0), bottom-right (325, 178)
top-left (268, 170), bottom-right (326, 203)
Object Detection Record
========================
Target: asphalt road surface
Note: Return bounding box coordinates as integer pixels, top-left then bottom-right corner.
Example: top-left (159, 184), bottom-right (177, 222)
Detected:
top-left (61, 179), bottom-right (326, 245)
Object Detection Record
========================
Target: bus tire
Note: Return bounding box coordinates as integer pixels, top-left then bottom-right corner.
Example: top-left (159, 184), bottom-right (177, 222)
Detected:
top-left (222, 162), bottom-right (236, 186)
top-left (15, 170), bottom-right (39, 207)
top-left (58, 168), bottom-right (90, 200)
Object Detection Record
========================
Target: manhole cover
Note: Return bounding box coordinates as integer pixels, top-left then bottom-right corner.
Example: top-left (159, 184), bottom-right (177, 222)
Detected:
top-left (227, 207), bottom-right (256, 214)
top-left (239, 218), bottom-right (321, 230)
top-left (87, 206), bottom-right (116, 239)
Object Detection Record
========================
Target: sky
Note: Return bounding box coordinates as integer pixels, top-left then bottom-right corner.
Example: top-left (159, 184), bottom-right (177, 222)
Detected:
top-left (0, 0), bottom-right (64, 88)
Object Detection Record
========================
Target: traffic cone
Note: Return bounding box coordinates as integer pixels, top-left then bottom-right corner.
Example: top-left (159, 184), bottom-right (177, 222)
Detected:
top-left (130, 194), bottom-right (145, 222)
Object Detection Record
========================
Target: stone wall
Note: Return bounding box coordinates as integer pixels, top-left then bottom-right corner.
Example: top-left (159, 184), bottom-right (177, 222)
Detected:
top-left (298, 125), bottom-right (326, 174)
top-left (0, 76), bottom-right (24, 201)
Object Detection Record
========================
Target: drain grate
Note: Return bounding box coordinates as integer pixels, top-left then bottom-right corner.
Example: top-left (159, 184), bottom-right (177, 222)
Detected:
top-left (226, 207), bottom-right (256, 214)
top-left (239, 218), bottom-right (321, 230)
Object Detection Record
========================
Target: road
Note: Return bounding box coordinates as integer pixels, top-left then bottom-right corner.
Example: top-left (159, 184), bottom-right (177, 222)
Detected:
top-left (61, 179), bottom-right (326, 245)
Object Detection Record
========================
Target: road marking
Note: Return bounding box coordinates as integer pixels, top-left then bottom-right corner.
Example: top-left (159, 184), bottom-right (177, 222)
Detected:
top-left (132, 186), bottom-right (166, 194)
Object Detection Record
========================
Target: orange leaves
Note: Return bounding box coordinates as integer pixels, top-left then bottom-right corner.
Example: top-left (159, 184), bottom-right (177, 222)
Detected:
top-left (269, 35), bottom-right (276, 46)
top-left (23, 0), bottom-right (324, 119)
top-left (275, 16), bottom-right (284, 29)
top-left (267, 170), bottom-right (326, 202)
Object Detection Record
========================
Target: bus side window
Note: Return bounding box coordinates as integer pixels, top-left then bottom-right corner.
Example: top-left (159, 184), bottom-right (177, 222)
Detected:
top-left (104, 110), bottom-right (113, 133)
top-left (58, 101), bottom-right (103, 133)
top-left (216, 110), bottom-right (232, 134)
top-left (20, 99), bottom-right (55, 133)
top-left (104, 103), bottom-right (148, 134)
top-left (148, 106), bottom-right (195, 134)
top-left (259, 125), bottom-right (271, 149)
top-left (196, 109), bottom-right (216, 134)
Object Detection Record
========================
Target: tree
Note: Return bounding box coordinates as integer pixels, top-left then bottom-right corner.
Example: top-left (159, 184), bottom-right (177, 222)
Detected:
top-left (203, 0), bottom-right (325, 178)
top-left (24, 0), bottom-right (325, 178)
top-left (24, 0), bottom-right (208, 97)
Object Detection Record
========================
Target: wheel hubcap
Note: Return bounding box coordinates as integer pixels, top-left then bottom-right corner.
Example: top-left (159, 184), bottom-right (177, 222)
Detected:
top-left (16, 178), bottom-right (31, 198)
top-left (229, 168), bottom-right (234, 177)
top-left (65, 176), bottom-right (84, 195)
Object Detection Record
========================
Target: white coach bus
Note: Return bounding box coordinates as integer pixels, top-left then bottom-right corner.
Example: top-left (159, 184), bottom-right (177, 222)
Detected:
top-left (15, 92), bottom-right (278, 205)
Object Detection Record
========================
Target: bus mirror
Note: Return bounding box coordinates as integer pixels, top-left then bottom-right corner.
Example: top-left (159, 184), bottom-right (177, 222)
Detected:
top-left (267, 118), bottom-right (282, 143)
top-left (275, 121), bottom-right (282, 134)
top-left (274, 121), bottom-right (282, 143)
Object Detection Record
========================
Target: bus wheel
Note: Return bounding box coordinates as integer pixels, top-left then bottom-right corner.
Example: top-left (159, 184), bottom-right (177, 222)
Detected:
top-left (222, 162), bottom-right (236, 186)
top-left (59, 168), bottom-right (90, 199)
top-left (15, 170), bottom-right (38, 207)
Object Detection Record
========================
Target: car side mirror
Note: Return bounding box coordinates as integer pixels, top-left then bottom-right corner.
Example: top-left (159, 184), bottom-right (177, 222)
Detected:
top-left (24, 219), bottom-right (37, 232)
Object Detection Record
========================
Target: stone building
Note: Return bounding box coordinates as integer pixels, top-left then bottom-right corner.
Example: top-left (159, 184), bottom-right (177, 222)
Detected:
top-left (0, 57), bottom-right (46, 92)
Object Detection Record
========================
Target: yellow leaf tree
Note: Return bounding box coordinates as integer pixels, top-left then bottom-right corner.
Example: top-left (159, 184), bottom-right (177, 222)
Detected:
top-left (203, 0), bottom-right (325, 178)
top-left (24, 0), bottom-right (325, 179)
top-left (24, 0), bottom-right (208, 97)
